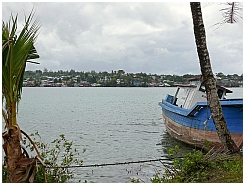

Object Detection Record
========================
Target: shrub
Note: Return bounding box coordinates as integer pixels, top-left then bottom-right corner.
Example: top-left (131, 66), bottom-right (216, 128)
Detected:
top-left (151, 146), bottom-right (242, 183)
top-left (2, 132), bottom-right (85, 183)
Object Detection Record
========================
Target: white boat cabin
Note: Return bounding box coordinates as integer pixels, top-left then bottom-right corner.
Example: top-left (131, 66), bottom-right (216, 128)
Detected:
top-left (172, 78), bottom-right (232, 109)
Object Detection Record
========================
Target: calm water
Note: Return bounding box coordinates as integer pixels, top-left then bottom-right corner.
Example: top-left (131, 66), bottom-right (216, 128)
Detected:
top-left (14, 87), bottom-right (243, 182)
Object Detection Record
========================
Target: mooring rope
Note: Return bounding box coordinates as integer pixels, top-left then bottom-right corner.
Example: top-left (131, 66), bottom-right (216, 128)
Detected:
top-left (45, 157), bottom-right (174, 169)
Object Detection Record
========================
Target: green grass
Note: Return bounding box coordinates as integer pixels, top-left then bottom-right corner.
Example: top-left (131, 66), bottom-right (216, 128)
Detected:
top-left (151, 148), bottom-right (243, 183)
top-left (202, 156), bottom-right (243, 183)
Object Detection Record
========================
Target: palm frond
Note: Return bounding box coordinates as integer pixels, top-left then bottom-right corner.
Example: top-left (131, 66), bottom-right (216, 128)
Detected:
top-left (220, 2), bottom-right (243, 24)
top-left (211, 2), bottom-right (243, 30)
top-left (2, 11), bottom-right (40, 126)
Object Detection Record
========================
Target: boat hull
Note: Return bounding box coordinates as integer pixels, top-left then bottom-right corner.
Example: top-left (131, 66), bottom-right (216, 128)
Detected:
top-left (162, 111), bottom-right (243, 150)
top-left (159, 99), bottom-right (243, 150)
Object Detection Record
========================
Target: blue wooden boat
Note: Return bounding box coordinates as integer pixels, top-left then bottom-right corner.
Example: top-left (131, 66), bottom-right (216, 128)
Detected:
top-left (158, 78), bottom-right (243, 150)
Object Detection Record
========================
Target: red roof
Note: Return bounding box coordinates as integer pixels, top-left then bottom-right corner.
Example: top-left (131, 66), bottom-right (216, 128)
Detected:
top-left (180, 77), bottom-right (233, 93)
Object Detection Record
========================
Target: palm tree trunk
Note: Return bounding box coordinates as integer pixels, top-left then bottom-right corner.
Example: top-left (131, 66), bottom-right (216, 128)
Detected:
top-left (190, 2), bottom-right (239, 154)
top-left (3, 125), bottom-right (37, 182)
top-left (2, 101), bottom-right (37, 182)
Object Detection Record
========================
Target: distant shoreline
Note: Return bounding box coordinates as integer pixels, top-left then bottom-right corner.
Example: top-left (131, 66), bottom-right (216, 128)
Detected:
top-left (23, 70), bottom-right (243, 88)
top-left (23, 85), bottom-right (243, 88)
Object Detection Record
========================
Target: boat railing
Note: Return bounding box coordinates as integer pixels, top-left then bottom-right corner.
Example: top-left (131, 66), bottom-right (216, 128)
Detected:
top-left (160, 98), bottom-right (243, 117)
top-left (220, 98), bottom-right (243, 102)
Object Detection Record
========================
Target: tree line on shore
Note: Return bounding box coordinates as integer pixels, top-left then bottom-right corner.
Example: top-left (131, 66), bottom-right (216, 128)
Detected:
top-left (24, 69), bottom-right (243, 87)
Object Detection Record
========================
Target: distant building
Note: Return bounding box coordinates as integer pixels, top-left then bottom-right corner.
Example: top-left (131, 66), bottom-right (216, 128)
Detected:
top-left (133, 81), bottom-right (140, 87)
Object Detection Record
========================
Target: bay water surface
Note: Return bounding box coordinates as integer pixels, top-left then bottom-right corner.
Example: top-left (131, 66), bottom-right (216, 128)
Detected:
top-left (15, 87), bottom-right (242, 183)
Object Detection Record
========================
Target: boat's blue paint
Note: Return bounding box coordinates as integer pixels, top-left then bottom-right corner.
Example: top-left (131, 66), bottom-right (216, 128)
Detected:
top-left (159, 98), bottom-right (243, 134)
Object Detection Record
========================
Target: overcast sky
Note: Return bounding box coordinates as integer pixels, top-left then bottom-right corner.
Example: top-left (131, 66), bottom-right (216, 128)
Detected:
top-left (2, 2), bottom-right (243, 75)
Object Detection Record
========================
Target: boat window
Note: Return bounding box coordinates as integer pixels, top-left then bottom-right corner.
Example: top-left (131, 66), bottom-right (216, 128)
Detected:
top-left (199, 83), bottom-right (205, 92)
top-left (217, 89), bottom-right (223, 99)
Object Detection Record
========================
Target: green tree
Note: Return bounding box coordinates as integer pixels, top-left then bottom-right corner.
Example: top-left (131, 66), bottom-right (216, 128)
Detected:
top-left (36, 69), bottom-right (42, 76)
top-left (69, 69), bottom-right (76, 75)
top-left (216, 72), bottom-right (225, 78)
top-left (43, 67), bottom-right (48, 76)
top-left (117, 69), bottom-right (125, 76)
top-left (190, 2), bottom-right (240, 153)
top-left (54, 78), bottom-right (58, 84)
top-left (108, 77), bottom-right (117, 86)
top-left (2, 11), bottom-right (42, 182)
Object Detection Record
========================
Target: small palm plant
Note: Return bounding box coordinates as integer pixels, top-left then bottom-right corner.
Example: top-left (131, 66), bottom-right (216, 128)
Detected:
top-left (2, 11), bottom-right (42, 182)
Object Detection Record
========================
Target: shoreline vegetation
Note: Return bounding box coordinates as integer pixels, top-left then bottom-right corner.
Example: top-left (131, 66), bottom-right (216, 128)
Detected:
top-left (3, 135), bottom-right (243, 183)
top-left (23, 69), bottom-right (243, 87)
top-left (148, 146), bottom-right (243, 183)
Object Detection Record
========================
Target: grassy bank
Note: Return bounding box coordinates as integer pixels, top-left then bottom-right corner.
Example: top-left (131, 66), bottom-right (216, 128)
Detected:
top-left (151, 146), bottom-right (243, 183)
top-left (2, 140), bottom-right (242, 183)
top-left (202, 156), bottom-right (242, 183)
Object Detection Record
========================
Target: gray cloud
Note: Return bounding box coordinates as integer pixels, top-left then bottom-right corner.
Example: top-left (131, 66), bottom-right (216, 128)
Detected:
top-left (2, 2), bottom-right (243, 75)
